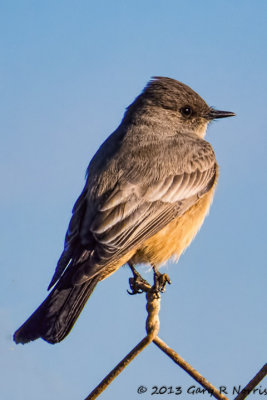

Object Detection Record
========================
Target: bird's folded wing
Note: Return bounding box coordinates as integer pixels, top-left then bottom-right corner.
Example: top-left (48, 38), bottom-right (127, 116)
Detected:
top-left (73, 140), bottom-right (217, 281)
top-left (84, 166), bottom-right (216, 277)
top-left (50, 137), bottom-right (217, 287)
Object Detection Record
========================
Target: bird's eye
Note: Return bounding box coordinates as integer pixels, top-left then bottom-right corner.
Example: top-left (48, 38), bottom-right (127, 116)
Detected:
top-left (180, 106), bottom-right (193, 118)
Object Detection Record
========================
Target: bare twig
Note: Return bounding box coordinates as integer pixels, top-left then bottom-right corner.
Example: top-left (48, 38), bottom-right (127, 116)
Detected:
top-left (84, 281), bottom-right (265, 400)
top-left (234, 363), bottom-right (267, 400)
top-left (153, 336), bottom-right (229, 400)
top-left (84, 335), bottom-right (151, 400)
top-left (84, 290), bottom-right (160, 400)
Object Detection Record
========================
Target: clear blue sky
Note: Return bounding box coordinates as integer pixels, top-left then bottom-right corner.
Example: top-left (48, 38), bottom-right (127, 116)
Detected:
top-left (1, 1), bottom-right (266, 399)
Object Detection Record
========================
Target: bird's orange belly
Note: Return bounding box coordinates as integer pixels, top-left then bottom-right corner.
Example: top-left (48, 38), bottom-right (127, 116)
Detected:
top-left (131, 187), bottom-right (216, 266)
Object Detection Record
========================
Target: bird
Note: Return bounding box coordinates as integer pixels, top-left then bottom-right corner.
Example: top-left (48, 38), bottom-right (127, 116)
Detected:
top-left (14, 77), bottom-right (235, 345)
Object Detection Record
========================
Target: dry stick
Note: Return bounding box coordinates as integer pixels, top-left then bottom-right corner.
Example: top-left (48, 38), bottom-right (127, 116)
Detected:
top-left (234, 363), bottom-right (267, 400)
top-left (84, 281), bottom-right (265, 400)
top-left (153, 336), bottom-right (229, 400)
top-left (84, 336), bottom-right (150, 400)
top-left (84, 290), bottom-right (160, 400)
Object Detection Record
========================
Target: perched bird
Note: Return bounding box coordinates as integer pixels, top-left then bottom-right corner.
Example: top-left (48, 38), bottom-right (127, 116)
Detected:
top-left (14, 77), bottom-right (235, 344)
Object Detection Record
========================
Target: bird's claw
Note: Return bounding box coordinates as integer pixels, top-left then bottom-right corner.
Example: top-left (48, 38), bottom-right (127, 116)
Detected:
top-left (127, 262), bottom-right (171, 296)
top-left (127, 274), bottom-right (151, 295)
top-left (153, 272), bottom-right (171, 294)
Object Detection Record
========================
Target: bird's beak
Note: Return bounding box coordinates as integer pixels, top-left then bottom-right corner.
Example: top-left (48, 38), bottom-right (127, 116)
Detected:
top-left (207, 108), bottom-right (236, 120)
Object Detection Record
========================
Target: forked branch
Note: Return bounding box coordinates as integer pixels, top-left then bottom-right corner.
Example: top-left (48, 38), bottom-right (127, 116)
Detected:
top-left (84, 283), bottom-right (266, 400)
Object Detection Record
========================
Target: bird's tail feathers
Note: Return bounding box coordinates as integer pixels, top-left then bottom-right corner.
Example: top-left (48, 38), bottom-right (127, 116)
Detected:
top-left (13, 274), bottom-right (98, 344)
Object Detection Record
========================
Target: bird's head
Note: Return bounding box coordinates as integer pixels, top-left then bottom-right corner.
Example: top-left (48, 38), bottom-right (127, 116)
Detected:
top-left (126, 77), bottom-right (235, 138)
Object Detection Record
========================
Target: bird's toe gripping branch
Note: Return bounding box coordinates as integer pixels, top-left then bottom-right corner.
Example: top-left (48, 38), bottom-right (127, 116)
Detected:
top-left (152, 266), bottom-right (171, 294)
top-left (127, 262), bottom-right (171, 297)
top-left (128, 272), bottom-right (151, 295)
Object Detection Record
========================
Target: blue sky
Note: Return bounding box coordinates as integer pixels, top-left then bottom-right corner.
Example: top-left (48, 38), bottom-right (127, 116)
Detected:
top-left (1, 1), bottom-right (266, 399)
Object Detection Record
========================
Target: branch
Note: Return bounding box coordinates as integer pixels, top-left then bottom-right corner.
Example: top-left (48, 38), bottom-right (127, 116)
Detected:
top-left (153, 336), bottom-right (229, 400)
top-left (83, 279), bottom-right (265, 400)
top-left (234, 363), bottom-right (267, 400)
top-left (84, 290), bottom-right (160, 400)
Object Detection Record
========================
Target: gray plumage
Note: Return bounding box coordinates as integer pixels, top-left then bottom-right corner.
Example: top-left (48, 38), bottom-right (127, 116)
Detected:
top-left (13, 77), bottom-right (234, 344)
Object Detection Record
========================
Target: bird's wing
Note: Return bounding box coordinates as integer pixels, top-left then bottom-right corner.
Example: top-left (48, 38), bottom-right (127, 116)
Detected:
top-left (49, 135), bottom-right (217, 288)
top-left (74, 136), bottom-right (217, 282)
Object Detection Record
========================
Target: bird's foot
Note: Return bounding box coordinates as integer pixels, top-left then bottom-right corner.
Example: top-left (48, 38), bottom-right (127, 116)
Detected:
top-left (152, 268), bottom-right (171, 294)
top-left (127, 264), bottom-right (151, 295)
